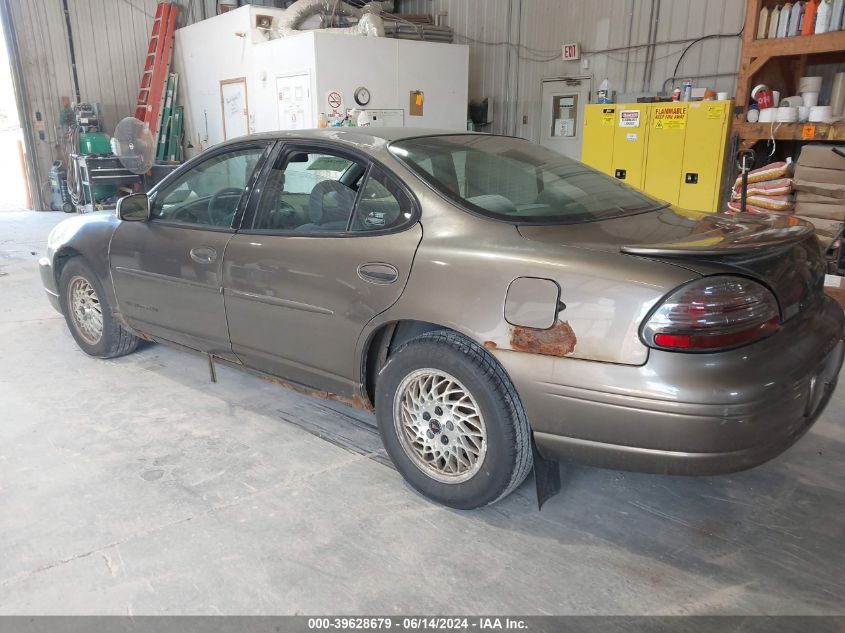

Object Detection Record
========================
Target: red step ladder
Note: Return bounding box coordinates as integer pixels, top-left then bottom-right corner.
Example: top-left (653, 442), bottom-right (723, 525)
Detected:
top-left (134, 2), bottom-right (178, 137)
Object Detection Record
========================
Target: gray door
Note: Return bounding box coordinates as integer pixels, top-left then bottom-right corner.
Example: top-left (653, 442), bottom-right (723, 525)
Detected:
top-left (539, 77), bottom-right (591, 160)
top-left (223, 145), bottom-right (422, 396)
top-left (110, 143), bottom-right (269, 357)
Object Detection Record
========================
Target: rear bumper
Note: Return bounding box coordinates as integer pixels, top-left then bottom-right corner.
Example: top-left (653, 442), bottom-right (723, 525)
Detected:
top-left (38, 256), bottom-right (61, 313)
top-left (496, 297), bottom-right (845, 475)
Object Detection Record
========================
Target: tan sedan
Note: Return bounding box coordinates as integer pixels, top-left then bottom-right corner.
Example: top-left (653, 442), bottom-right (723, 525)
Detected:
top-left (40, 129), bottom-right (845, 508)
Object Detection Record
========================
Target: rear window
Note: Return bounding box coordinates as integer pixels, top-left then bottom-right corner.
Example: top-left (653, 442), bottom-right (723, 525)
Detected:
top-left (390, 134), bottom-right (664, 225)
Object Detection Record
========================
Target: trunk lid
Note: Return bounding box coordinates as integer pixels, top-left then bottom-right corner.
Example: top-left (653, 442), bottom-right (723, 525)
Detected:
top-left (517, 208), bottom-right (828, 322)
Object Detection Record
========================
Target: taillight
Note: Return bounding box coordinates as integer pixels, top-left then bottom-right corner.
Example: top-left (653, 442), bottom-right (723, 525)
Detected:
top-left (642, 276), bottom-right (781, 352)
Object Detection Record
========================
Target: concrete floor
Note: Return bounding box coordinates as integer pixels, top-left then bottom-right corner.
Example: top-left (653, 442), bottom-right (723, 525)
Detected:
top-left (1, 209), bottom-right (844, 616)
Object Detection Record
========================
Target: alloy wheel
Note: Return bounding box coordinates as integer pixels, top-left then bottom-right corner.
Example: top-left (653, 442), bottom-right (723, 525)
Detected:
top-left (68, 276), bottom-right (104, 345)
top-left (393, 368), bottom-right (488, 484)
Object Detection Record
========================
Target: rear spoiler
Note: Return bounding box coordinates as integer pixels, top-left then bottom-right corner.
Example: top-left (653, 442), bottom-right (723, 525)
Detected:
top-left (621, 214), bottom-right (815, 257)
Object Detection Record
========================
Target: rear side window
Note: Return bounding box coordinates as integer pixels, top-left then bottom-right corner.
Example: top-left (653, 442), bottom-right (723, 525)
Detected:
top-left (251, 147), bottom-right (416, 234)
top-left (350, 167), bottom-right (415, 233)
top-left (252, 150), bottom-right (363, 232)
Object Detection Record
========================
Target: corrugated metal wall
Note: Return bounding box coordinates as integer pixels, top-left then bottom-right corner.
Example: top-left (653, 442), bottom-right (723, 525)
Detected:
top-left (4, 0), bottom-right (214, 206)
top-left (6, 0), bottom-right (745, 207)
top-left (397, 0), bottom-right (746, 139)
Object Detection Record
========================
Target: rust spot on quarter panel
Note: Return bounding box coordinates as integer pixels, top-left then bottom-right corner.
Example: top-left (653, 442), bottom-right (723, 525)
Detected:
top-left (510, 321), bottom-right (577, 357)
top-left (483, 341), bottom-right (498, 350)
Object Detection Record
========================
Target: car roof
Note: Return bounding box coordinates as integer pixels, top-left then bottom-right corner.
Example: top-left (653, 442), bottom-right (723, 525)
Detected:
top-left (219, 127), bottom-right (485, 149)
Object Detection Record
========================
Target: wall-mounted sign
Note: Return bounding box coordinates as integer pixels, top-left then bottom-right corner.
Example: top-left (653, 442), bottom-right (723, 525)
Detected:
top-left (409, 90), bottom-right (424, 117)
top-left (562, 42), bottom-right (581, 61)
top-left (325, 90), bottom-right (344, 118)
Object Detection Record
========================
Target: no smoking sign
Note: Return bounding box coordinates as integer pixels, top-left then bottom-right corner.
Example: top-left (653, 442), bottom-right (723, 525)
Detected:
top-left (326, 90), bottom-right (344, 117)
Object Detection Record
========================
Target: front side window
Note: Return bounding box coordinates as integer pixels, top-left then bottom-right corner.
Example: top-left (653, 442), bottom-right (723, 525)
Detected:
top-left (152, 146), bottom-right (265, 228)
top-left (390, 134), bottom-right (664, 225)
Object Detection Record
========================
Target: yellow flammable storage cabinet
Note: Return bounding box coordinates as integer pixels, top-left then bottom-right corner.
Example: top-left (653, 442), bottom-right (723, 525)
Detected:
top-left (644, 103), bottom-right (689, 205)
top-left (581, 105), bottom-right (617, 174)
top-left (610, 103), bottom-right (651, 190)
top-left (677, 101), bottom-right (732, 212)
top-left (581, 100), bottom-right (732, 212)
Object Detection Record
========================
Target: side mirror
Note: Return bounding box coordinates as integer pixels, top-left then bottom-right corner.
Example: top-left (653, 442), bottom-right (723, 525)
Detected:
top-left (117, 193), bottom-right (150, 222)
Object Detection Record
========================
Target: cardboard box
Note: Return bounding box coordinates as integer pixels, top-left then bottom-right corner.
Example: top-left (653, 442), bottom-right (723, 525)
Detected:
top-left (794, 164), bottom-right (845, 185)
top-left (793, 179), bottom-right (845, 200)
top-left (798, 145), bottom-right (845, 170)
top-left (824, 274), bottom-right (845, 310)
top-left (797, 191), bottom-right (842, 204)
top-left (794, 201), bottom-right (845, 220)
top-left (796, 215), bottom-right (844, 250)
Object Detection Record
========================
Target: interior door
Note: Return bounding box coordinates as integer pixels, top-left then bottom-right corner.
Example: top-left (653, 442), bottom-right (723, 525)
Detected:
top-left (110, 143), bottom-right (270, 357)
top-left (277, 74), bottom-right (312, 130)
top-left (539, 77), bottom-right (591, 160)
top-left (221, 78), bottom-right (249, 140)
top-left (223, 144), bottom-right (422, 396)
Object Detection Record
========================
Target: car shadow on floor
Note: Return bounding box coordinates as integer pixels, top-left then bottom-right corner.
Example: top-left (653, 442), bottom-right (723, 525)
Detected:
top-left (109, 340), bottom-right (845, 612)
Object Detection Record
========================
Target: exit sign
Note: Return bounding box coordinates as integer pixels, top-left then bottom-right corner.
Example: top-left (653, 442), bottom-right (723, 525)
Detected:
top-left (562, 42), bottom-right (581, 61)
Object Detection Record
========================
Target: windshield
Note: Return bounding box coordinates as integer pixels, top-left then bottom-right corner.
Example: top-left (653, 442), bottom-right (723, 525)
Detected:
top-left (390, 134), bottom-right (664, 224)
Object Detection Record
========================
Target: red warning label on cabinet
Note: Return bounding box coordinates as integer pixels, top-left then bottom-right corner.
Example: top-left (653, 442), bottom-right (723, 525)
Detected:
top-left (619, 110), bottom-right (641, 128)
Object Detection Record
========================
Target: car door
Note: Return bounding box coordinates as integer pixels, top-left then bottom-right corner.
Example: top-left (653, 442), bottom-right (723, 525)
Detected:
top-left (223, 142), bottom-right (422, 397)
top-left (110, 141), bottom-right (271, 358)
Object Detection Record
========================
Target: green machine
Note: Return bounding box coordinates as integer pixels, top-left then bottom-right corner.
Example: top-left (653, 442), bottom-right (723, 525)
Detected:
top-left (66, 103), bottom-right (144, 213)
top-left (78, 130), bottom-right (116, 201)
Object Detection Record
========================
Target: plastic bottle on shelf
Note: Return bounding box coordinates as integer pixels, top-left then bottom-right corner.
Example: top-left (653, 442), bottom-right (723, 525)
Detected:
top-left (815, 0), bottom-right (832, 32)
top-left (769, 5), bottom-right (782, 38)
top-left (788, 1), bottom-right (805, 35)
top-left (758, 6), bottom-right (771, 38)
top-left (778, 2), bottom-right (793, 37)
top-left (802, 0), bottom-right (819, 33)
top-left (597, 78), bottom-right (612, 103)
top-left (830, 0), bottom-right (845, 30)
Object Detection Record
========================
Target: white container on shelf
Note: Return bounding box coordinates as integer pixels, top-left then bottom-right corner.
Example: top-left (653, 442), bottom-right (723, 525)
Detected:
top-left (759, 108), bottom-right (777, 122)
top-left (778, 2), bottom-right (794, 37)
top-left (809, 105), bottom-right (833, 122)
top-left (776, 106), bottom-right (799, 122)
top-left (769, 6), bottom-right (782, 38)
top-left (798, 106), bottom-right (810, 122)
top-left (788, 1), bottom-right (806, 35)
top-left (802, 91), bottom-right (820, 108)
top-left (799, 76), bottom-right (823, 92)
top-left (815, 0), bottom-right (832, 32)
top-left (832, 0), bottom-right (845, 29)
top-left (758, 6), bottom-right (771, 38)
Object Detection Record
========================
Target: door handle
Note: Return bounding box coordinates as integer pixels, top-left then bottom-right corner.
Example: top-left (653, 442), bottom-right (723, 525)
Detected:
top-left (190, 246), bottom-right (217, 264)
top-left (357, 263), bottom-right (399, 285)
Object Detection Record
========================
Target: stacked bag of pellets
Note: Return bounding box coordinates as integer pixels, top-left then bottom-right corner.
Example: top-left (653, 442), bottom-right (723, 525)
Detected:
top-left (727, 160), bottom-right (795, 215)
top-left (793, 145), bottom-right (845, 222)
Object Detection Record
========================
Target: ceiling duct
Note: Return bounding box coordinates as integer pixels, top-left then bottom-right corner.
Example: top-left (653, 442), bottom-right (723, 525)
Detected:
top-left (275, 0), bottom-right (394, 37)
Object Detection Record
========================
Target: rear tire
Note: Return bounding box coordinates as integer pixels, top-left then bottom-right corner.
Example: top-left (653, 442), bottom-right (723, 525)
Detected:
top-left (59, 258), bottom-right (139, 358)
top-left (375, 330), bottom-right (532, 509)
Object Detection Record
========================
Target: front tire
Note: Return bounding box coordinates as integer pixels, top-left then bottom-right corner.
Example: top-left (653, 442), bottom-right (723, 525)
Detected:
top-left (376, 331), bottom-right (533, 509)
top-left (59, 258), bottom-right (139, 358)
